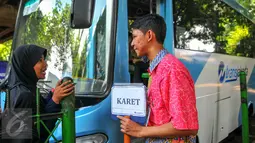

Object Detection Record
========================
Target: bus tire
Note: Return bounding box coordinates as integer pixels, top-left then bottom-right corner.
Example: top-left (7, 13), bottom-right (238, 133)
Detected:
top-left (196, 135), bottom-right (199, 143)
top-left (248, 103), bottom-right (253, 117)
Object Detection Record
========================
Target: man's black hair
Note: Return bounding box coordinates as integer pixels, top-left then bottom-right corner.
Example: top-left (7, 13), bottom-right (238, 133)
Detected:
top-left (131, 14), bottom-right (166, 44)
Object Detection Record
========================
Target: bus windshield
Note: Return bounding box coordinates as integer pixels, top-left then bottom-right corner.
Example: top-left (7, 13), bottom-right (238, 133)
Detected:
top-left (13, 0), bottom-right (114, 96)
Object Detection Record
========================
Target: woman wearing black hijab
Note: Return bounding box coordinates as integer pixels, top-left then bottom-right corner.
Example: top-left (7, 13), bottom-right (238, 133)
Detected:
top-left (5, 44), bottom-right (74, 142)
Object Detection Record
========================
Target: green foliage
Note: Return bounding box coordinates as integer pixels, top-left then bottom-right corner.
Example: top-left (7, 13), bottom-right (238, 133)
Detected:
top-left (20, 0), bottom-right (88, 77)
top-left (22, 1), bottom-right (72, 63)
top-left (128, 19), bottom-right (134, 32)
top-left (0, 40), bottom-right (12, 61)
top-left (237, 0), bottom-right (255, 20)
top-left (173, 0), bottom-right (255, 57)
top-left (225, 25), bottom-right (249, 55)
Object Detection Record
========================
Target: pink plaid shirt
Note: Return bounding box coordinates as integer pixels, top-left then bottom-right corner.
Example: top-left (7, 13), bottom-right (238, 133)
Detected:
top-left (146, 49), bottom-right (198, 142)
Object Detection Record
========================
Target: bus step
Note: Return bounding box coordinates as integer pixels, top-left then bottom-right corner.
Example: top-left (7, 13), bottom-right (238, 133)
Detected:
top-left (250, 135), bottom-right (255, 138)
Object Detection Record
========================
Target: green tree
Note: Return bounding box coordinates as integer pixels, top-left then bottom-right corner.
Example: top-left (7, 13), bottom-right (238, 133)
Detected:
top-left (0, 40), bottom-right (12, 61)
top-left (173, 0), bottom-right (255, 57)
top-left (20, 0), bottom-right (88, 77)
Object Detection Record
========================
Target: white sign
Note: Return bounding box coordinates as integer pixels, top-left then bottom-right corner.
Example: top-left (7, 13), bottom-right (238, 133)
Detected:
top-left (111, 84), bottom-right (147, 117)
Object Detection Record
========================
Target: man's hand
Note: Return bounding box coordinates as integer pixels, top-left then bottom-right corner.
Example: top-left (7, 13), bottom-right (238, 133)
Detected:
top-left (52, 80), bottom-right (75, 104)
top-left (132, 58), bottom-right (141, 64)
top-left (117, 116), bottom-right (144, 138)
top-left (118, 116), bottom-right (198, 138)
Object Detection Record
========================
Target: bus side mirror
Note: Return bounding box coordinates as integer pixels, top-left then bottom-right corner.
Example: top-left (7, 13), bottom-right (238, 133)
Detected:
top-left (71, 0), bottom-right (95, 29)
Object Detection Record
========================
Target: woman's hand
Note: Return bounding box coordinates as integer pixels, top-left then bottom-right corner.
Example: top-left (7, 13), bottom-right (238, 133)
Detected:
top-left (52, 80), bottom-right (75, 104)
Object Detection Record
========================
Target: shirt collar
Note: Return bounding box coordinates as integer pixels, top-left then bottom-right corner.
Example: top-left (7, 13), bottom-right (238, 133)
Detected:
top-left (148, 49), bottom-right (168, 73)
top-left (141, 56), bottom-right (149, 63)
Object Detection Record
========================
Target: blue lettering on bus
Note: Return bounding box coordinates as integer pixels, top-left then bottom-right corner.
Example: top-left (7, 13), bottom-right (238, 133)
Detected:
top-left (218, 61), bottom-right (246, 83)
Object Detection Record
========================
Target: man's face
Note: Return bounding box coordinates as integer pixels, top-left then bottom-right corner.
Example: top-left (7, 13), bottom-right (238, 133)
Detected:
top-left (131, 29), bottom-right (149, 57)
top-left (33, 55), bottom-right (47, 79)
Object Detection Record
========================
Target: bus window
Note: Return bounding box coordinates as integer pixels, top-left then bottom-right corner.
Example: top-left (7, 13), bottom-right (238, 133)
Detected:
top-left (173, 0), bottom-right (255, 58)
top-left (128, 0), bottom-right (156, 85)
top-left (12, 0), bottom-right (115, 107)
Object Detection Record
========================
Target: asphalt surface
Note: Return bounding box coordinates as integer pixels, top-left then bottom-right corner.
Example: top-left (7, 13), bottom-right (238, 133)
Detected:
top-left (220, 116), bottom-right (255, 143)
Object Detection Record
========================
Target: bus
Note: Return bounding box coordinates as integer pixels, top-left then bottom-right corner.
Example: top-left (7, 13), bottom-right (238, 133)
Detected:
top-left (1, 0), bottom-right (255, 142)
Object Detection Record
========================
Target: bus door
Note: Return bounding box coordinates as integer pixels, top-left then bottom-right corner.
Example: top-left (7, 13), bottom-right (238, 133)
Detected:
top-left (127, 0), bottom-right (158, 85)
top-left (126, 0), bottom-right (175, 86)
top-left (10, 0), bottom-right (119, 142)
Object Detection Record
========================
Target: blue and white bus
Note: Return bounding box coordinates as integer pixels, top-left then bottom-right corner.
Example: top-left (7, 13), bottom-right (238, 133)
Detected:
top-left (1, 0), bottom-right (255, 142)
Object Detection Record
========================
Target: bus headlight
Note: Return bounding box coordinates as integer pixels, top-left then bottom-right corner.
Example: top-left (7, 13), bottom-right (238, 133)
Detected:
top-left (76, 133), bottom-right (108, 143)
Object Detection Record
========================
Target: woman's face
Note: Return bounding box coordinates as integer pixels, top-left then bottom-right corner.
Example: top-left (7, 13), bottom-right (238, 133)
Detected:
top-left (33, 55), bottom-right (47, 79)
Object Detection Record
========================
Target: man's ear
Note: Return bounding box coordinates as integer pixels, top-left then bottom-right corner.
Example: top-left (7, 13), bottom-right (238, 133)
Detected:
top-left (147, 30), bottom-right (153, 42)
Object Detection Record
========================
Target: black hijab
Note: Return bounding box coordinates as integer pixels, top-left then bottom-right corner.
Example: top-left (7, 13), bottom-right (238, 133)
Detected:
top-left (8, 44), bottom-right (47, 94)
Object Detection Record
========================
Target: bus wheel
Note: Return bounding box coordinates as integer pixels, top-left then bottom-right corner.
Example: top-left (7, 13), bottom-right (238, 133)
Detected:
top-left (196, 135), bottom-right (199, 143)
top-left (248, 103), bottom-right (254, 117)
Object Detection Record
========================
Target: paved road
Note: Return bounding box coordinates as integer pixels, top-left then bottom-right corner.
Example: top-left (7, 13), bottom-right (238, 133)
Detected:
top-left (221, 116), bottom-right (255, 143)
